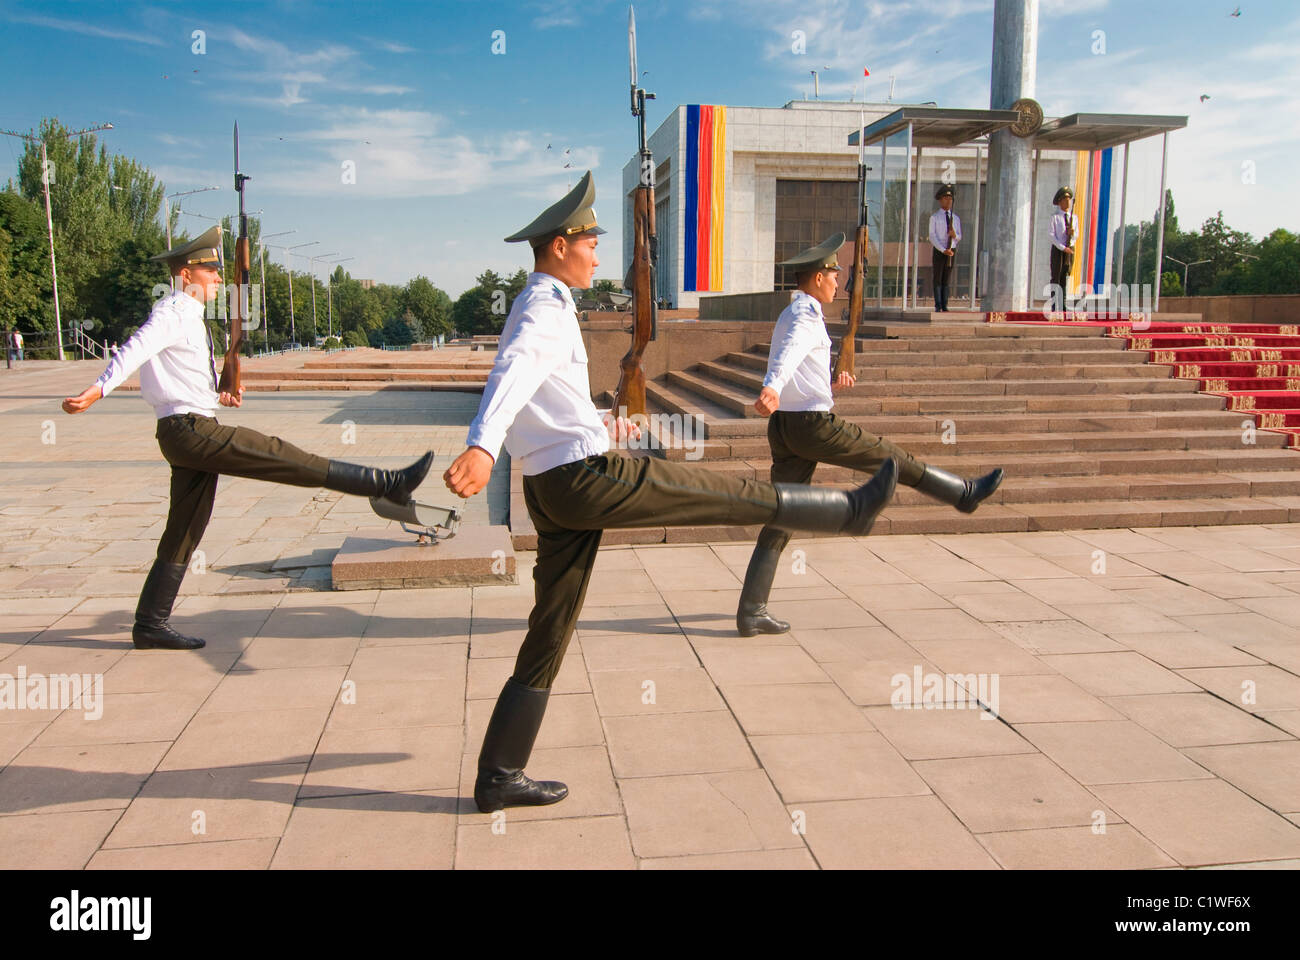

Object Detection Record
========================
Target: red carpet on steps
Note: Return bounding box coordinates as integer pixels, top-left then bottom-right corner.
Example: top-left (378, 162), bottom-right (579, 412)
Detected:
top-left (987, 313), bottom-right (1300, 450)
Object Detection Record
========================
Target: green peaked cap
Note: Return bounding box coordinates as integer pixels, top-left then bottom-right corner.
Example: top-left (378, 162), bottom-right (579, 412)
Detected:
top-left (505, 170), bottom-right (607, 246)
top-left (779, 231), bottom-right (845, 271)
top-left (1053, 186), bottom-right (1074, 204)
top-left (151, 225), bottom-right (224, 269)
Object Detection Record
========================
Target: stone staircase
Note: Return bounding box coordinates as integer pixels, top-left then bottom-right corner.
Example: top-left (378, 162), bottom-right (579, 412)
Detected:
top-left (625, 315), bottom-right (1300, 540)
top-left (117, 346), bottom-right (495, 393)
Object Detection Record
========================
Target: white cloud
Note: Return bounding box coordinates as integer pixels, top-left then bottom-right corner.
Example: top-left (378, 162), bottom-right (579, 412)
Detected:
top-left (7, 13), bottom-right (167, 46)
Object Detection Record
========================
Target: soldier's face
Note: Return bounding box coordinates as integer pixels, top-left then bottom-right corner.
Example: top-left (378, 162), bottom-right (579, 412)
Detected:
top-left (543, 234), bottom-right (600, 288)
top-left (939, 196), bottom-right (953, 211)
top-left (180, 264), bottom-right (222, 302)
top-left (811, 267), bottom-right (839, 304)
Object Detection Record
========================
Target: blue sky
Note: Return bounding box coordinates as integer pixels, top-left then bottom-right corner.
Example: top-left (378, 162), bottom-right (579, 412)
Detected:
top-left (0, 0), bottom-right (1295, 296)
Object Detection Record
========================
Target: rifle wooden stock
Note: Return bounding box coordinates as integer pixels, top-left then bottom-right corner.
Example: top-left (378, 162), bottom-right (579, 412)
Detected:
top-left (833, 221), bottom-right (868, 382)
top-left (218, 234), bottom-right (249, 395)
top-left (614, 182), bottom-right (656, 418)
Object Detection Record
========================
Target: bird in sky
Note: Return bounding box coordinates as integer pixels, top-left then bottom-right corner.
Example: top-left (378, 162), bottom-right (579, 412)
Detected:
top-left (1199, 93), bottom-right (1211, 102)
top-left (1230, 5), bottom-right (1241, 16)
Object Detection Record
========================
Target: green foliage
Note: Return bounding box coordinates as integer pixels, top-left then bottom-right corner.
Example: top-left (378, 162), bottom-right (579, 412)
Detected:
top-left (322, 336), bottom-right (342, 350)
top-left (0, 191), bottom-right (51, 332)
top-left (404, 275), bottom-right (453, 339)
top-left (1116, 193), bottom-right (1298, 296)
top-left (451, 268), bottom-right (527, 337)
top-left (379, 310), bottom-right (421, 346)
top-left (343, 328), bottom-right (370, 348)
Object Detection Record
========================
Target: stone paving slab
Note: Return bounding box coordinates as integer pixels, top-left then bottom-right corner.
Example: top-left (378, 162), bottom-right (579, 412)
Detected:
top-left (2, 371), bottom-right (1300, 868)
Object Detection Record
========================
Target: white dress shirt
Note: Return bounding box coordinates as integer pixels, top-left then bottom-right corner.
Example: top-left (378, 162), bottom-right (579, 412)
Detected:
top-left (466, 272), bottom-right (610, 476)
top-left (1049, 209), bottom-right (1079, 251)
top-left (929, 209), bottom-right (962, 253)
top-left (762, 291), bottom-right (834, 413)
top-left (95, 289), bottom-right (220, 418)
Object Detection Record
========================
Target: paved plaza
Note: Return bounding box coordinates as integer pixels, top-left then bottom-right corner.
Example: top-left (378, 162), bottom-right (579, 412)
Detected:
top-left (1, 359), bottom-right (1299, 869)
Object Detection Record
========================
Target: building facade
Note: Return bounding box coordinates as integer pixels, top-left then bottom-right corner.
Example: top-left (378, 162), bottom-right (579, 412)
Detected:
top-left (622, 99), bottom-right (1082, 310)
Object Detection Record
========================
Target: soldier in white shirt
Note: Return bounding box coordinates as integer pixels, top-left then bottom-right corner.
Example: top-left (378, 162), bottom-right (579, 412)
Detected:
top-left (929, 185), bottom-right (961, 312)
top-left (737, 233), bottom-right (1004, 637)
top-left (443, 173), bottom-right (899, 813)
top-left (62, 227), bottom-right (433, 651)
top-left (1049, 186), bottom-right (1078, 311)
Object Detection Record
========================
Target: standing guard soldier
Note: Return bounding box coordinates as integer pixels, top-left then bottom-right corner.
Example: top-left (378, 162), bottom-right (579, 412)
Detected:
top-left (61, 226), bottom-right (433, 651)
top-left (929, 185), bottom-right (961, 312)
top-left (443, 173), bottom-right (900, 813)
top-left (736, 232), bottom-right (1005, 637)
top-left (1049, 186), bottom-right (1077, 311)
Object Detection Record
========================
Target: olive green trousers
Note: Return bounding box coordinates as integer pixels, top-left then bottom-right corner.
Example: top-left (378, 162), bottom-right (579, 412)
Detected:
top-left (153, 413), bottom-right (330, 564)
top-left (754, 410), bottom-right (926, 554)
top-left (516, 453), bottom-right (779, 688)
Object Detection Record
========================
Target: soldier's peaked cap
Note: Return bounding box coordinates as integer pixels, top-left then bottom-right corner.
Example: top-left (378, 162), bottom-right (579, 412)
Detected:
top-left (780, 232), bottom-right (845, 271)
top-left (505, 170), bottom-right (607, 245)
top-left (151, 225), bottom-right (223, 269)
top-left (935, 184), bottom-right (955, 199)
top-left (1053, 186), bottom-right (1074, 204)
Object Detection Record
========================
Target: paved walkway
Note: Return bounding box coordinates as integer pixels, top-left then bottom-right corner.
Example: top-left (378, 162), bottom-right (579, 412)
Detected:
top-left (2, 361), bottom-right (1299, 868)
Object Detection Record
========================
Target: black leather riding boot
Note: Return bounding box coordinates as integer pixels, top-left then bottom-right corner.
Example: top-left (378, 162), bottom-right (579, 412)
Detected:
top-left (915, 466), bottom-right (1004, 514)
top-left (474, 678), bottom-right (569, 813)
top-left (737, 545), bottom-right (791, 637)
top-left (770, 458), bottom-right (897, 536)
top-left (323, 450), bottom-right (434, 504)
top-left (132, 560), bottom-right (205, 650)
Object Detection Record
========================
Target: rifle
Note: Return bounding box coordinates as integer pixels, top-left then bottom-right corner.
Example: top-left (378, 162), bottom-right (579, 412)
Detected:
top-left (613, 4), bottom-right (657, 423)
top-left (218, 121), bottom-right (250, 395)
top-left (833, 133), bottom-right (869, 382)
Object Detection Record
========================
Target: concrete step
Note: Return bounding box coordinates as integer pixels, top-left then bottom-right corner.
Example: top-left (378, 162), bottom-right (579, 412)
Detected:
top-left (545, 496), bottom-right (1299, 549)
top-left (682, 446), bottom-right (1300, 481)
top-left (242, 368), bottom-right (489, 383)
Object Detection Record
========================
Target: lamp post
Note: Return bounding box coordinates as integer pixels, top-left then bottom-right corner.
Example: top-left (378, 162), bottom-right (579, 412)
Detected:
top-left (0, 122), bottom-right (114, 360)
top-left (307, 252), bottom-right (338, 344)
top-left (266, 241), bottom-right (318, 346)
top-left (1164, 256), bottom-right (1212, 295)
top-left (163, 186), bottom-right (221, 249)
top-left (259, 230), bottom-right (294, 350)
top-left (324, 257), bottom-right (354, 340)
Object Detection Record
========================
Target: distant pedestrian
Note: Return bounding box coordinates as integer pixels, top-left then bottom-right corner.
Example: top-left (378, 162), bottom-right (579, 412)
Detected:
top-left (13, 330), bottom-right (23, 362)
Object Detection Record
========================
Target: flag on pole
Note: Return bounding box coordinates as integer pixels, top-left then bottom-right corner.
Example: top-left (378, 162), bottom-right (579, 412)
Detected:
top-left (864, 66), bottom-right (871, 76)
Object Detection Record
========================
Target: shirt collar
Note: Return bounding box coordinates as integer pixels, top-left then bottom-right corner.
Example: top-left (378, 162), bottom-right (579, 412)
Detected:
top-left (529, 271), bottom-right (576, 311)
top-left (791, 290), bottom-right (825, 318)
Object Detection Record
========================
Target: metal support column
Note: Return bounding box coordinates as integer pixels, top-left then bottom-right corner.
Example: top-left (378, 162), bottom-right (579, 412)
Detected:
top-left (1153, 131), bottom-right (1169, 312)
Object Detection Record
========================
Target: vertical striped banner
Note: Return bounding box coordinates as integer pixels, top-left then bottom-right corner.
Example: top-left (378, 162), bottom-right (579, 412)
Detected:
top-left (1092, 147), bottom-right (1113, 294)
top-left (1069, 151), bottom-right (1090, 294)
top-left (683, 106), bottom-right (700, 292)
top-left (683, 104), bottom-right (727, 292)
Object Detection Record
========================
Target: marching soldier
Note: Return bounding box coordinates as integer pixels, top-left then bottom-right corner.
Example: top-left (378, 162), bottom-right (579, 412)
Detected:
top-left (443, 173), bottom-right (899, 813)
top-left (929, 185), bottom-right (961, 312)
top-left (62, 226), bottom-right (433, 651)
top-left (736, 232), bottom-right (1005, 637)
top-left (1049, 186), bottom-right (1077, 311)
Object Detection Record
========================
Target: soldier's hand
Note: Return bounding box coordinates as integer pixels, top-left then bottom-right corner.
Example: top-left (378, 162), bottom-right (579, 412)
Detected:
top-left (754, 387), bottom-right (780, 417)
top-left (61, 385), bottom-right (102, 415)
top-left (946, 248), bottom-right (956, 256)
top-left (833, 371), bottom-right (856, 391)
top-left (602, 414), bottom-right (642, 446)
top-left (444, 446), bottom-right (493, 499)
top-left (218, 386), bottom-right (245, 407)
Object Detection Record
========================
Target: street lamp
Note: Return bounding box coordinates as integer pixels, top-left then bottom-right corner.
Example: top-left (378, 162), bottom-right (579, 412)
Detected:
top-left (0, 121), bottom-right (114, 360)
top-left (307, 252), bottom-right (338, 343)
top-left (1164, 256), bottom-right (1212, 294)
top-left (163, 186), bottom-right (221, 248)
top-left (266, 241), bottom-right (318, 346)
top-left (324, 257), bottom-right (355, 340)
top-left (259, 230), bottom-right (295, 350)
